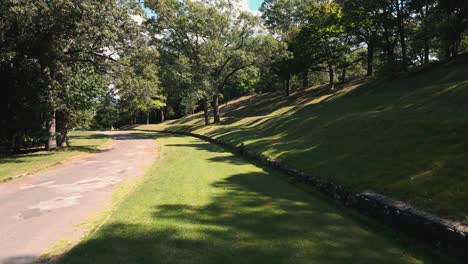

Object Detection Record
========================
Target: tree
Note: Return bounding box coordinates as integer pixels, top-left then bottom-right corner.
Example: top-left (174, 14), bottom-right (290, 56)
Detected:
top-left (92, 91), bottom-right (120, 130)
top-left (438, 0), bottom-right (468, 57)
top-left (115, 44), bottom-right (162, 125)
top-left (148, 0), bottom-right (282, 124)
top-left (56, 65), bottom-right (107, 146)
top-left (260, 0), bottom-right (315, 34)
top-left (407, 0), bottom-right (438, 64)
top-left (339, 0), bottom-right (381, 76)
top-left (394, 0), bottom-right (409, 71)
top-left (295, 1), bottom-right (349, 89)
top-left (261, 0), bottom-right (317, 87)
top-left (0, 0), bottom-right (142, 149)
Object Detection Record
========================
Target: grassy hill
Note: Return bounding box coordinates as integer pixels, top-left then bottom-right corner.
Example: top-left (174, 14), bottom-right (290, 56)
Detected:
top-left (138, 57), bottom-right (468, 224)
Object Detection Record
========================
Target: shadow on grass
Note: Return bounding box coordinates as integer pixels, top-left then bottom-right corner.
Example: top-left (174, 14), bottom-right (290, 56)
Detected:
top-left (0, 133), bottom-right (114, 165)
top-left (70, 133), bottom-right (110, 140)
top-left (154, 60), bottom-right (468, 223)
top-left (58, 172), bottom-right (453, 264)
top-left (0, 152), bottom-right (55, 164)
top-left (58, 134), bottom-right (455, 264)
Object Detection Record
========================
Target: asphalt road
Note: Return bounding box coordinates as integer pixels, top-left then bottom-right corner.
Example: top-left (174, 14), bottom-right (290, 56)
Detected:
top-left (0, 132), bottom-right (157, 264)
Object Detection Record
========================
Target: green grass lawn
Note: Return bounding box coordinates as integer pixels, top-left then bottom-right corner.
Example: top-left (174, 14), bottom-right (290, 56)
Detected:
top-left (138, 58), bottom-right (468, 224)
top-left (59, 134), bottom-right (454, 264)
top-left (0, 131), bottom-right (110, 182)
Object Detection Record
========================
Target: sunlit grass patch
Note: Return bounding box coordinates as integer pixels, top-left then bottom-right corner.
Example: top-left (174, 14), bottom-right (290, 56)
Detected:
top-left (0, 131), bottom-right (111, 182)
top-left (59, 135), bottom-right (454, 263)
top-left (138, 61), bottom-right (468, 223)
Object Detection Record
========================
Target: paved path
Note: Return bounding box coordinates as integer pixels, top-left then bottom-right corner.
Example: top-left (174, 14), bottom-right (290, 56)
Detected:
top-left (0, 132), bottom-right (157, 264)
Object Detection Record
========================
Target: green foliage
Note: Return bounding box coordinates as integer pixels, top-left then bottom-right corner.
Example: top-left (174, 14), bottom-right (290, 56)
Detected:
top-left (147, 0), bottom-right (285, 122)
top-left (301, 2), bottom-right (348, 63)
top-left (260, 0), bottom-right (315, 34)
top-left (0, 0), bottom-right (142, 149)
top-left (58, 65), bottom-right (108, 130)
top-left (91, 92), bottom-right (120, 130)
top-left (115, 44), bottom-right (162, 122)
top-left (223, 66), bottom-right (259, 101)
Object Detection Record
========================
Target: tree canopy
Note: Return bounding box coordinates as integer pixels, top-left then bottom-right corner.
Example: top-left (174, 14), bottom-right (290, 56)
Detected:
top-left (1, 0), bottom-right (468, 151)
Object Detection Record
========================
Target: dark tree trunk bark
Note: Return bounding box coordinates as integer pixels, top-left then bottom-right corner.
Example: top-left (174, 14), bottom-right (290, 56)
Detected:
top-left (160, 107), bottom-right (165, 123)
top-left (395, 0), bottom-right (408, 71)
top-left (302, 69), bottom-right (309, 88)
top-left (424, 40), bottom-right (430, 64)
top-left (341, 67), bottom-right (346, 82)
top-left (57, 111), bottom-right (68, 148)
top-left (40, 61), bottom-right (57, 150)
top-left (328, 63), bottom-right (335, 89)
top-left (60, 130), bottom-right (68, 148)
top-left (213, 95), bottom-right (220, 124)
top-left (453, 38), bottom-right (460, 57)
top-left (283, 80), bottom-right (286, 96)
top-left (203, 99), bottom-right (210, 126)
top-left (12, 133), bottom-right (24, 152)
top-left (366, 41), bottom-right (374, 76)
top-left (46, 111), bottom-right (57, 150)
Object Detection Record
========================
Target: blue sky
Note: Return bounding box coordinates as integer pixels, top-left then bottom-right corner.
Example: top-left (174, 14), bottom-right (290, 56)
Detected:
top-left (144, 0), bottom-right (263, 16)
top-left (248, 0), bottom-right (263, 11)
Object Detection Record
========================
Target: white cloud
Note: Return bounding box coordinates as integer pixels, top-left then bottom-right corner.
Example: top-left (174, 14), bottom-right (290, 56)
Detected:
top-left (194, 0), bottom-right (259, 14)
top-left (234, 0), bottom-right (249, 11)
top-left (231, 0), bottom-right (262, 17)
top-left (130, 14), bottom-right (144, 25)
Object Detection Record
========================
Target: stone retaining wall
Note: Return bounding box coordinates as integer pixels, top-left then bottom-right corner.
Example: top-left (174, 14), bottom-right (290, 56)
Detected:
top-left (140, 129), bottom-right (468, 259)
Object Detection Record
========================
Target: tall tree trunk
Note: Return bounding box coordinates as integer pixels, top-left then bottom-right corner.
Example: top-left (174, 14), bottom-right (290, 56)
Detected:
top-left (60, 129), bottom-right (68, 148)
top-left (146, 112), bottom-right (150, 125)
top-left (13, 133), bottom-right (24, 152)
top-left (328, 63), bottom-right (335, 89)
top-left (57, 111), bottom-right (68, 148)
top-left (283, 80), bottom-right (286, 96)
top-left (203, 99), bottom-right (210, 126)
top-left (395, 0), bottom-right (408, 71)
top-left (341, 67), bottom-right (346, 82)
top-left (46, 111), bottom-right (57, 150)
top-left (40, 61), bottom-right (57, 150)
top-left (302, 69), bottom-right (309, 88)
top-left (424, 40), bottom-right (430, 64)
top-left (453, 38), bottom-right (461, 57)
top-left (213, 95), bottom-right (220, 124)
top-left (366, 41), bottom-right (374, 76)
top-left (160, 107), bottom-right (165, 123)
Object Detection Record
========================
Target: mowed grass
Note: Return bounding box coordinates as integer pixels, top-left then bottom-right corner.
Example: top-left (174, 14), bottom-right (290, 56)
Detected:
top-left (0, 131), bottom-right (110, 182)
top-left (59, 134), bottom-right (454, 264)
top-left (138, 58), bottom-right (468, 223)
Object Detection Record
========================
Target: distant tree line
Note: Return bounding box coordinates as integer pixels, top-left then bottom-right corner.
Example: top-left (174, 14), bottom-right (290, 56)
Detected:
top-left (0, 0), bottom-right (163, 152)
top-left (1, 0), bottom-right (467, 152)
top-left (145, 0), bottom-right (286, 125)
top-left (261, 0), bottom-right (468, 91)
top-left (145, 0), bottom-right (468, 126)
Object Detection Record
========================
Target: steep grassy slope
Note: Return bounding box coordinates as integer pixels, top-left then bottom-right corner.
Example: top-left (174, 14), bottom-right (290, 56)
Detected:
top-left (138, 58), bottom-right (468, 223)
